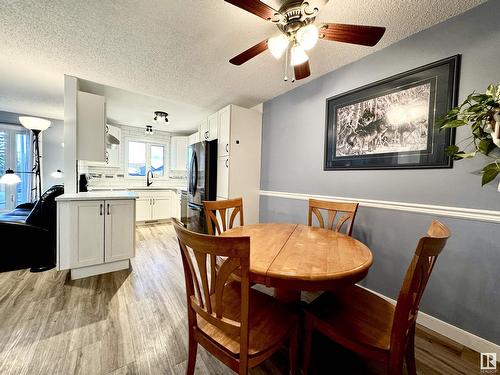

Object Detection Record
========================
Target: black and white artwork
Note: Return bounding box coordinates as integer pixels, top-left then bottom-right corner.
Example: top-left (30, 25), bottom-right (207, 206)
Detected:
top-left (335, 83), bottom-right (431, 157)
top-left (324, 55), bottom-right (460, 170)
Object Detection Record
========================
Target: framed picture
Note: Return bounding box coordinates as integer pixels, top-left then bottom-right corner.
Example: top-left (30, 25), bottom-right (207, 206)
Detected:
top-left (324, 55), bottom-right (460, 170)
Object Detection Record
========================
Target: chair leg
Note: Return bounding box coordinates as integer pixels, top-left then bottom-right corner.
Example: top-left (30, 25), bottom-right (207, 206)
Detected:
top-left (186, 330), bottom-right (197, 375)
top-left (405, 324), bottom-right (417, 375)
top-left (289, 325), bottom-right (298, 375)
top-left (302, 313), bottom-right (314, 375)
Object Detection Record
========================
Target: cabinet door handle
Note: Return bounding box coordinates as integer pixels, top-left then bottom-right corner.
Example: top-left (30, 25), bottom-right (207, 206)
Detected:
top-left (107, 203), bottom-right (110, 215)
top-left (225, 143), bottom-right (229, 152)
top-left (99, 204), bottom-right (103, 216)
top-left (225, 159), bottom-right (229, 168)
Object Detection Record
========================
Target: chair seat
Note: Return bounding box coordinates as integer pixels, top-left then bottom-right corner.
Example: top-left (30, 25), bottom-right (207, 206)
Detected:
top-left (198, 281), bottom-right (298, 358)
top-left (306, 285), bottom-right (395, 354)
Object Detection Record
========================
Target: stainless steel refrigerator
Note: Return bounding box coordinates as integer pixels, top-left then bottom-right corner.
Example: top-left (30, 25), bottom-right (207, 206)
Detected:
top-left (184, 140), bottom-right (217, 233)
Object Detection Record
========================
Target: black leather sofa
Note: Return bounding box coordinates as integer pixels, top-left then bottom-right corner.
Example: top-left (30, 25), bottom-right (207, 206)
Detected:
top-left (0, 185), bottom-right (64, 272)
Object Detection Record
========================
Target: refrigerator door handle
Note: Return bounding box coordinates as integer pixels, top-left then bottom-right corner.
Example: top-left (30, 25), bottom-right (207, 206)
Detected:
top-left (192, 151), bottom-right (198, 197)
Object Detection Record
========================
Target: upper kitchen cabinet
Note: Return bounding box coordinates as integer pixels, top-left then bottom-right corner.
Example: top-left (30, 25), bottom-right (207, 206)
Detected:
top-left (77, 91), bottom-right (106, 162)
top-left (200, 114), bottom-right (217, 141)
top-left (188, 132), bottom-right (199, 145)
top-left (217, 106), bottom-right (231, 157)
top-left (170, 136), bottom-right (188, 171)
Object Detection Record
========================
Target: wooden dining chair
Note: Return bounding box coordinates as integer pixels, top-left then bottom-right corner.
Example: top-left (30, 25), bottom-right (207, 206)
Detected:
top-left (172, 218), bottom-right (299, 375)
top-left (203, 197), bottom-right (244, 235)
top-left (308, 199), bottom-right (359, 236)
top-left (302, 220), bottom-right (451, 375)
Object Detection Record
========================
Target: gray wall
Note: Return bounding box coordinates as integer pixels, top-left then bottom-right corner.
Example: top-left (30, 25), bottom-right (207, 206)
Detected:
top-left (260, 1), bottom-right (500, 344)
top-left (0, 110), bottom-right (64, 191)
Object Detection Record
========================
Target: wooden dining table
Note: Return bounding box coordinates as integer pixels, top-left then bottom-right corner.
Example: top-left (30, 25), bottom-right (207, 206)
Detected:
top-left (221, 223), bottom-right (373, 302)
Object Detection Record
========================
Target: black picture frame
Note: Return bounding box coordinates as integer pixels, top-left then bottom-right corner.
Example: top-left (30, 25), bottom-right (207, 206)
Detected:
top-left (324, 55), bottom-right (460, 171)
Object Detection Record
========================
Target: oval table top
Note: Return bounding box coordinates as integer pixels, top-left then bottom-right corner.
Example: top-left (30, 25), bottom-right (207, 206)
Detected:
top-left (221, 223), bottom-right (373, 291)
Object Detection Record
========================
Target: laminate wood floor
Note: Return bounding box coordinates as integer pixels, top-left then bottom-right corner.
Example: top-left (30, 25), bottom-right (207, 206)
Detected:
top-left (0, 223), bottom-right (484, 374)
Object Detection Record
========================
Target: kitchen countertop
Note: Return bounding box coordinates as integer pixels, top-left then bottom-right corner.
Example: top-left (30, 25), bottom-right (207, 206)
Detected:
top-left (56, 191), bottom-right (138, 201)
top-left (88, 186), bottom-right (185, 191)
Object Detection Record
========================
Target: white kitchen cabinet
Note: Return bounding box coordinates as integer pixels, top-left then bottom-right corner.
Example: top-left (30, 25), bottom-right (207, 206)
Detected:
top-left (217, 106), bottom-right (231, 157)
top-left (77, 91), bottom-right (106, 162)
top-left (188, 132), bottom-right (199, 145)
top-left (217, 156), bottom-right (229, 199)
top-left (105, 200), bottom-right (136, 262)
top-left (201, 114), bottom-right (218, 141)
top-left (133, 190), bottom-right (176, 222)
top-left (214, 105), bottom-right (262, 224)
top-left (170, 136), bottom-right (188, 171)
top-left (136, 198), bottom-right (151, 221)
top-left (68, 200), bottom-right (105, 268)
top-left (172, 191), bottom-right (181, 219)
top-left (56, 192), bottom-right (137, 280)
top-left (152, 196), bottom-right (172, 220)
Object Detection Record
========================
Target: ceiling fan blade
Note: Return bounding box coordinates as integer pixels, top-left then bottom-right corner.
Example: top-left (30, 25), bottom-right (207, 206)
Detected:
top-left (294, 61), bottom-right (311, 80)
top-left (319, 23), bottom-right (386, 47)
top-left (225, 0), bottom-right (278, 21)
top-left (230, 39), bottom-right (268, 65)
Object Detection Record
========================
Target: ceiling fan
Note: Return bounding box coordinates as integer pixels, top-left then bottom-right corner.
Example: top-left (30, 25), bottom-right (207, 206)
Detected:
top-left (226, 0), bottom-right (386, 81)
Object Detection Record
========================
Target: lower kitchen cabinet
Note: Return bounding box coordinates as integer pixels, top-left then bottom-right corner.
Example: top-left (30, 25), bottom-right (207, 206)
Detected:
top-left (136, 198), bottom-right (152, 221)
top-left (132, 190), bottom-right (181, 222)
top-left (105, 200), bottom-right (136, 263)
top-left (69, 200), bottom-right (105, 267)
top-left (56, 194), bottom-right (136, 279)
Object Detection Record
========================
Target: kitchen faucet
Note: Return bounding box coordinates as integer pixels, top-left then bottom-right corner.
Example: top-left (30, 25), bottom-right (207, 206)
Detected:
top-left (147, 170), bottom-right (153, 187)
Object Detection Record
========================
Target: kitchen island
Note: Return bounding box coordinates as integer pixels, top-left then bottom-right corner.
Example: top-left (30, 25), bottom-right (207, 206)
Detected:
top-left (56, 191), bottom-right (137, 279)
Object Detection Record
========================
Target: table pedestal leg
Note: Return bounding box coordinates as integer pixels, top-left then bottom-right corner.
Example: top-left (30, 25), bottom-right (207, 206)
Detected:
top-left (273, 288), bottom-right (301, 303)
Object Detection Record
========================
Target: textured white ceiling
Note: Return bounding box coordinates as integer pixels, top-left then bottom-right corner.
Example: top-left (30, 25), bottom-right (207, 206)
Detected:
top-left (0, 0), bottom-right (486, 131)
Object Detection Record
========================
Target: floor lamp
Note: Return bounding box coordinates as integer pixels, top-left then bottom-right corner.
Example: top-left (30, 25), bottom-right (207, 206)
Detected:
top-left (18, 116), bottom-right (51, 200)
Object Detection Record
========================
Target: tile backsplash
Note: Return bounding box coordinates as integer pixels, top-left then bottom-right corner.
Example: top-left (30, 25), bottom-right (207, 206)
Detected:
top-left (80, 124), bottom-right (188, 189)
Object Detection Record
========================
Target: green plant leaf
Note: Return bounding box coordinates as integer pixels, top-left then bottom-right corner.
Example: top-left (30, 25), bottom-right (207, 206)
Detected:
top-left (486, 85), bottom-right (496, 96)
top-left (441, 119), bottom-right (467, 128)
top-left (472, 94), bottom-right (491, 102)
top-left (454, 151), bottom-right (476, 160)
top-left (445, 145), bottom-right (459, 156)
top-left (478, 139), bottom-right (496, 155)
top-left (481, 162), bottom-right (500, 186)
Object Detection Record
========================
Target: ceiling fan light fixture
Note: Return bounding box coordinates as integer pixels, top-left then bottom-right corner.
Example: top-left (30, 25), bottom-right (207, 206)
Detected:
top-left (268, 34), bottom-right (289, 59)
top-left (296, 24), bottom-right (319, 50)
top-left (290, 44), bottom-right (309, 66)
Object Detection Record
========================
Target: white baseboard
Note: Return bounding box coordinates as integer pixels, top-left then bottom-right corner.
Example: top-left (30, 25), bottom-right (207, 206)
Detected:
top-left (357, 285), bottom-right (500, 355)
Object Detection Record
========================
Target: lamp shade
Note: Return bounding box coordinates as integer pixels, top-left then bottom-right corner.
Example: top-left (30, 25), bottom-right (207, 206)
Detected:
top-left (268, 34), bottom-right (289, 59)
top-left (297, 24), bottom-right (319, 50)
top-left (0, 169), bottom-right (21, 185)
top-left (290, 45), bottom-right (309, 66)
top-left (19, 116), bottom-right (51, 131)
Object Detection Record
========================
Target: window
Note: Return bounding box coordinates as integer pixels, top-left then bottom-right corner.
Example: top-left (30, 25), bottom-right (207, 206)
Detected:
top-left (0, 125), bottom-right (31, 212)
top-left (127, 140), bottom-right (165, 178)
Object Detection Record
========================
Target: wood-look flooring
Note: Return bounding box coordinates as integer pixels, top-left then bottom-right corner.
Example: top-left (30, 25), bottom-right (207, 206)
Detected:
top-left (0, 223), bottom-right (485, 374)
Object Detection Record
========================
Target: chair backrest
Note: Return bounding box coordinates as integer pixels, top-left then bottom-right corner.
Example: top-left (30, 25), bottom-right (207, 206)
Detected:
top-left (390, 220), bottom-right (450, 351)
top-left (308, 199), bottom-right (359, 236)
top-left (172, 218), bottom-right (251, 359)
top-left (203, 198), bottom-right (244, 235)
